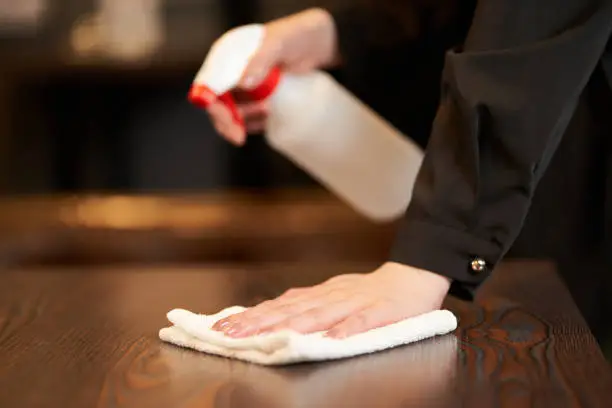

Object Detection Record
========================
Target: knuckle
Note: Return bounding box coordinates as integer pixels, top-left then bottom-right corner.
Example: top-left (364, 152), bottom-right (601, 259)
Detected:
top-left (249, 299), bottom-right (276, 312)
top-left (349, 311), bottom-right (370, 329)
top-left (276, 302), bottom-right (301, 316)
top-left (239, 310), bottom-right (266, 324)
top-left (243, 107), bottom-right (264, 118)
top-left (266, 36), bottom-right (284, 58)
top-left (325, 289), bottom-right (348, 303)
top-left (284, 288), bottom-right (303, 297)
top-left (286, 313), bottom-right (318, 332)
top-left (356, 312), bottom-right (369, 325)
top-left (257, 300), bottom-right (275, 308)
top-left (324, 277), bottom-right (346, 287)
top-left (231, 310), bottom-right (254, 322)
top-left (245, 123), bottom-right (263, 132)
top-left (326, 274), bottom-right (360, 285)
top-left (276, 301), bottom-right (298, 313)
top-left (324, 276), bottom-right (342, 284)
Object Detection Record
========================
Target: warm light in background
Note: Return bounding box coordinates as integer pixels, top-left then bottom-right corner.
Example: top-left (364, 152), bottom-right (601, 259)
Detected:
top-left (66, 197), bottom-right (232, 230)
top-left (0, 0), bottom-right (47, 33)
top-left (70, 0), bottom-right (164, 61)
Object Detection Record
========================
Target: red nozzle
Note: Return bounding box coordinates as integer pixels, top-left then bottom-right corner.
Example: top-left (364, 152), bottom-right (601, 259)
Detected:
top-left (188, 84), bottom-right (243, 125)
top-left (188, 66), bottom-right (282, 127)
top-left (188, 85), bottom-right (217, 109)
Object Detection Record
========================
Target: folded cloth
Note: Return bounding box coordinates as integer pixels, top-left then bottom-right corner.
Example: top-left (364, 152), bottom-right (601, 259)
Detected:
top-left (159, 306), bottom-right (458, 366)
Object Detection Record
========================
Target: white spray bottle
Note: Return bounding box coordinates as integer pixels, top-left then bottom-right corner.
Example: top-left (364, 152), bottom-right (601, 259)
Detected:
top-left (188, 24), bottom-right (424, 222)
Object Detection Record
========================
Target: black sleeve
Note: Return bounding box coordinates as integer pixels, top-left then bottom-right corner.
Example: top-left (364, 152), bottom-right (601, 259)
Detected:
top-left (387, 0), bottom-right (612, 299)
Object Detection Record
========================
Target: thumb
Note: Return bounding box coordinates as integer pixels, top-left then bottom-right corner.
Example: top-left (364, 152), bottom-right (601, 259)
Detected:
top-left (238, 34), bottom-right (282, 89)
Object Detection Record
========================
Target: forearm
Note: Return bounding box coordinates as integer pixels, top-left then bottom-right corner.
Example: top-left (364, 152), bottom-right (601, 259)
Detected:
top-left (389, 0), bottom-right (612, 299)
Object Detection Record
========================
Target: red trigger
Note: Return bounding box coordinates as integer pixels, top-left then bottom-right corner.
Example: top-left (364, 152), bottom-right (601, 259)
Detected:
top-left (244, 67), bottom-right (282, 101)
top-left (187, 66), bottom-right (281, 127)
top-left (188, 85), bottom-right (244, 127)
top-left (218, 92), bottom-right (244, 126)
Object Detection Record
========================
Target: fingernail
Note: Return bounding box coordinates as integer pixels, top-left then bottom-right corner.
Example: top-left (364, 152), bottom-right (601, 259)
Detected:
top-left (222, 322), bottom-right (241, 336)
top-left (228, 326), bottom-right (253, 338)
top-left (226, 327), bottom-right (240, 337)
top-left (219, 321), bottom-right (231, 330)
top-left (229, 129), bottom-right (246, 146)
top-left (212, 320), bottom-right (230, 331)
top-left (242, 76), bottom-right (256, 89)
top-left (325, 330), bottom-right (344, 339)
top-left (242, 73), bottom-right (262, 89)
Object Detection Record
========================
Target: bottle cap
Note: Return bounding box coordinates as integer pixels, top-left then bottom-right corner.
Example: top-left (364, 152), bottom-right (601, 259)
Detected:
top-left (188, 85), bottom-right (243, 125)
top-left (188, 85), bottom-right (217, 109)
top-left (188, 67), bottom-right (282, 127)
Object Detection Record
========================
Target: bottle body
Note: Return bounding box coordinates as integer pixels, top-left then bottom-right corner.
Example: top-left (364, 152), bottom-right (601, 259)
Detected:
top-left (189, 24), bottom-right (424, 222)
top-left (265, 70), bottom-right (424, 222)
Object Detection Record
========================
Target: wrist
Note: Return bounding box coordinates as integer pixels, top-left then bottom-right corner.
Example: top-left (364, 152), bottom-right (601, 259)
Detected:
top-left (382, 262), bottom-right (452, 291)
top-left (268, 8), bottom-right (340, 70)
top-left (305, 8), bottom-right (341, 67)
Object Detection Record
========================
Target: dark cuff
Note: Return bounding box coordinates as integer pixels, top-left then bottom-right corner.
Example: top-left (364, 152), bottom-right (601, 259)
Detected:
top-left (388, 219), bottom-right (503, 300)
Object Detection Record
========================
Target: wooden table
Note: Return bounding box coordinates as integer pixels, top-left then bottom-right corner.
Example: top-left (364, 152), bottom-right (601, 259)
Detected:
top-left (0, 260), bottom-right (610, 407)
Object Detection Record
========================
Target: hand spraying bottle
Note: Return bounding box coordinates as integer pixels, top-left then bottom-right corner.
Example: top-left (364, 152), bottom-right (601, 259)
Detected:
top-left (188, 24), bottom-right (424, 222)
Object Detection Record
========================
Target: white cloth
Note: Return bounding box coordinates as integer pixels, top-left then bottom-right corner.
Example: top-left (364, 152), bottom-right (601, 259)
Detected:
top-left (159, 306), bottom-right (458, 366)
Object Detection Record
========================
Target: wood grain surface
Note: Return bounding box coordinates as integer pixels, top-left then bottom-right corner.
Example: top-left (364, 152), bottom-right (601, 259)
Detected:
top-left (0, 261), bottom-right (610, 407)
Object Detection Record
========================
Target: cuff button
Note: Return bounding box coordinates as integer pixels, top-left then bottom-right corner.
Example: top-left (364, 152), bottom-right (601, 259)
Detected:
top-left (470, 257), bottom-right (487, 274)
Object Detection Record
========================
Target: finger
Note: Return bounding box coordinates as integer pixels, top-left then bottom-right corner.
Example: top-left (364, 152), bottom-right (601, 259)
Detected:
top-left (207, 102), bottom-right (246, 145)
top-left (212, 276), bottom-right (356, 334)
top-left (237, 102), bottom-right (268, 134)
top-left (289, 59), bottom-right (318, 74)
top-left (239, 37), bottom-right (282, 89)
top-left (326, 301), bottom-right (403, 339)
top-left (211, 118), bottom-right (246, 146)
top-left (211, 286), bottom-right (310, 332)
top-left (230, 291), bottom-right (345, 337)
top-left (246, 119), bottom-right (267, 134)
top-left (323, 273), bottom-right (362, 284)
top-left (263, 297), bottom-right (370, 335)
top-left (213, 284), bottom-right (343, 337)
top-left (246, 283), bottom-right (342, 316)
top-left (247, 275), bottom-right (367, 331)
top-left (236, 100), bottom-right (268, 116)
top-left (219, 288), bottom-right (342, 337)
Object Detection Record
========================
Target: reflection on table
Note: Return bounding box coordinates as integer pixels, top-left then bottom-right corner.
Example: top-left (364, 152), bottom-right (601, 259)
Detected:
top-left (0, 261), bottom-right (610, 407)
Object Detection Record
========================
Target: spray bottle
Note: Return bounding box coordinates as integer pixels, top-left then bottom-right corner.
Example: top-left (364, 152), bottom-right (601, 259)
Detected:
top-left (188, 24), bottom-right (424, 222)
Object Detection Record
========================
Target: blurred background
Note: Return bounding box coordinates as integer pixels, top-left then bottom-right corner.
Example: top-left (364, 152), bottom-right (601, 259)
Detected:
top-left (0, 0), bottom-right (414, 270)
top-left (0, 0), bottom-right (344, 194)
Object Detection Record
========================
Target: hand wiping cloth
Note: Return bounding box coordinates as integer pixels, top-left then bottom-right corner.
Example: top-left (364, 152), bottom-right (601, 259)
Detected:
top-left (159, 306), bottom-right (458, 365)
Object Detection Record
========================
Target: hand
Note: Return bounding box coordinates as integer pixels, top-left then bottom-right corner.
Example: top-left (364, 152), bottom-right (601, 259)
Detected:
top-left (206, 8), bottom-right (340, 146)
top-left (212, 262), bottom-right (452, 339)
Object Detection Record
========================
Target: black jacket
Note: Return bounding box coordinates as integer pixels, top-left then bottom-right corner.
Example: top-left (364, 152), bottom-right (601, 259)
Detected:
top-left (328, 0), bottom-right (612, 300)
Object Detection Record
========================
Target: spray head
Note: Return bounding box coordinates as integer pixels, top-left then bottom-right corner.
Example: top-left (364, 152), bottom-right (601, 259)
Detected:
top-left (187, 24), bottom-right (282, 127)
top-left (188, 67), bottom-right (282, 126)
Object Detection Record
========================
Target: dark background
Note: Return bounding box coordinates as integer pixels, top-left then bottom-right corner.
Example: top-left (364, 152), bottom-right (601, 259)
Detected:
top-left (0, 0), bottom-right (345, 194)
